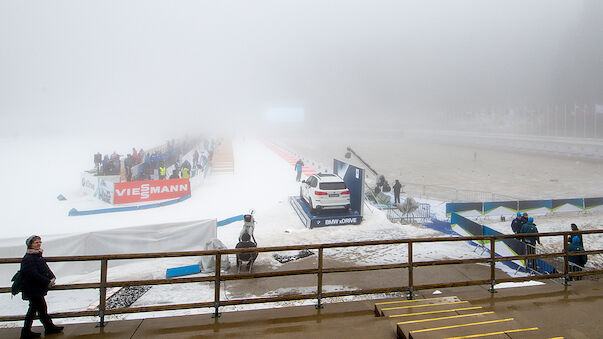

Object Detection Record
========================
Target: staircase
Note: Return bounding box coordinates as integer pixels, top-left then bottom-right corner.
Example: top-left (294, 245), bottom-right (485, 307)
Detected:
top-left (211, 139), bottom-right (234, 174)
top-left (374, 296), bottom-right (542, 338)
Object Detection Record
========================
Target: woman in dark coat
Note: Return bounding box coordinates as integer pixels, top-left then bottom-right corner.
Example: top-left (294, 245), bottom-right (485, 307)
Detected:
top-left (20, 235), bottom-right (63, 339)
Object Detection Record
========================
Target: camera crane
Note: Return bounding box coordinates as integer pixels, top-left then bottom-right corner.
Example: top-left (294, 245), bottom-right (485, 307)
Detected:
top-left (344, 146), bottom-right (390, 192)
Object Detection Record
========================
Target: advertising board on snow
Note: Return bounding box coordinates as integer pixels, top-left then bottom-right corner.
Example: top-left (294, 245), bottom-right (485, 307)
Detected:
top-left (81, 172), bottom-right (99, 197)
top-left (113, 178), bottom-right (191, 204)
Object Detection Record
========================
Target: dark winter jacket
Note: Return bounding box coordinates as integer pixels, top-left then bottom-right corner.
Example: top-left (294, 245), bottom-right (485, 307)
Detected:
top-left (568, 243), bottom-right (587, 267)
top-left (519, 222), bottom-right (540, 245)
top-left (393, 182), bottom-right (402, 194)
top-left (511, 218), bottom-right (524, 234)
top-left (236, 241), bottom-right (258, 261)
top-left (20, 252), bottom-right (55, 300)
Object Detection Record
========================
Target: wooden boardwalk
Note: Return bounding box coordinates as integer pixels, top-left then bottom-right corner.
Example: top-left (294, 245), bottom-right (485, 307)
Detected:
top-left (2, 276), bottom-right (601, 338)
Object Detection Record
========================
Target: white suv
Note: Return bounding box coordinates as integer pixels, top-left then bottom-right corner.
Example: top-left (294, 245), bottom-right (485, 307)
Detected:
top-left (300, 173), bottom-right (350, 213)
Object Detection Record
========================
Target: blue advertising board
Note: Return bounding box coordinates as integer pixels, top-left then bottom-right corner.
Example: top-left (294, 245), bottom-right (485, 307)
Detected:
top-left (333, 159), bottom-right (365, 215)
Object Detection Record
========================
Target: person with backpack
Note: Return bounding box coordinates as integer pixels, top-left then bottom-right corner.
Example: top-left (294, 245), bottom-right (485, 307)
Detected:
top-left (568, 235), bottom-right (588, 280)
top-left (20, 235), bottom-right (63, 338)
top-left (519, 217), bottom-right (541, 271)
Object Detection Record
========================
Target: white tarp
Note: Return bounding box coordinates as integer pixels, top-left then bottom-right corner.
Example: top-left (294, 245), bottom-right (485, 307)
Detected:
top-left (0, 219), bottom-right (217, 286)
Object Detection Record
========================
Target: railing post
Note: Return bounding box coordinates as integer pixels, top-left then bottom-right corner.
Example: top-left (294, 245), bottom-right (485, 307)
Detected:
top-left (408, 241), bottom-right (414, 300)
top-left (97, 259), bottom-right (108, 327)
top-left (489, 237), bottom-right (497, 293)
top-left (316, 248), bottom-right (324, 309)
top-left (563, 234), bottom-right (570, 286)
top-left (213, 253), bottom-right (221, 318)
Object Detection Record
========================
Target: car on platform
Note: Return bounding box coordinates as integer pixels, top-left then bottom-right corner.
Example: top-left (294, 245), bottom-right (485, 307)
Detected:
top-left (300, 173), bottom-right (350, 214)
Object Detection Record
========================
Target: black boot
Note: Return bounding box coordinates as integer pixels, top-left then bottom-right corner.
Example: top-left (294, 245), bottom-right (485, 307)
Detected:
top-left (20, 328), bottom-right (41, 339)
top-left (45, 325), bottom-right (64, 334)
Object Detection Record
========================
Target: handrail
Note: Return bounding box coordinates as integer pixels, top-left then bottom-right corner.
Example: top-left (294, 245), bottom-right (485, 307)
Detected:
top-left (1, 229), bottom-right (601, 324)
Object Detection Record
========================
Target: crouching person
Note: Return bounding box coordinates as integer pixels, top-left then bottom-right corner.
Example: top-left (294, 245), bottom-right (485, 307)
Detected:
top-left (20, 236), bottom-right (63, 339)
top-left (235, 233), bottom-right (258, 273)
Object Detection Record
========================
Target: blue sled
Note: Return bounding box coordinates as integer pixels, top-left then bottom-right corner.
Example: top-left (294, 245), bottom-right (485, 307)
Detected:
top-left (166, 264), bottom-right (201, 278)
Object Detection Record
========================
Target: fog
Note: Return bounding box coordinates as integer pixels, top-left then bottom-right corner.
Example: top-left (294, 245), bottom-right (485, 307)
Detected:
top-left (1, 1), bottom-right (602, 138)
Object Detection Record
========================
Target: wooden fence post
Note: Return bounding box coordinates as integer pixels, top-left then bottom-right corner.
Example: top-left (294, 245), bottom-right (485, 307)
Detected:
top-left (408, 241), bottom-right (414, 300)
top-left (563, 234), bottom-right (570, 286)
top-left (97, 259), bottom-right (108, 327)
top-left (213, 254), bottom-right (221, 318)
top-left (489, 237), bottom-right (497, 293)
top-left (316, 248), bottom-right (324, 309)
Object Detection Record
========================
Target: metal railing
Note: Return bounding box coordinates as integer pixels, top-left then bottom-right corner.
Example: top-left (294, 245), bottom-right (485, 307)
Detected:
top-left (1, 230), bottom-right (601, 325)
top-left (399, 182), bottom-right (519, 203)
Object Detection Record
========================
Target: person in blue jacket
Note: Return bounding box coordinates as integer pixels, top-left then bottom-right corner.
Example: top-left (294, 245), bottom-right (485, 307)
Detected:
top-left (20, 236), bottom-right (63, 338)
top-left (295, 159), bottom-right (304, 182)
top-left (511, 212), bottom-right (524, 234)
top-left (568, 235), bottom-right (588, 280)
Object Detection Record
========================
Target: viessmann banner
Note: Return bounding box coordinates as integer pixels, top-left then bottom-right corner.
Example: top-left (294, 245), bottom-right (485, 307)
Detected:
top-left (113, 178), bottom-right (191, 204)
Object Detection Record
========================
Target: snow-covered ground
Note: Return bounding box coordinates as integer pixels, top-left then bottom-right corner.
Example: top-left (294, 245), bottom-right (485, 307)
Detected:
top-left (0, 134), bottom-right (601, 327)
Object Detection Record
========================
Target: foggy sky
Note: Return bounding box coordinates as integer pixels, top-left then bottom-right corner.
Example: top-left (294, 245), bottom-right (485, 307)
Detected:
top-left (1, 1), bottom-right (601, 137)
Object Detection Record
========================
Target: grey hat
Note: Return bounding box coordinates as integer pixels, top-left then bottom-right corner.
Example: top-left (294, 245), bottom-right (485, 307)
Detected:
top-left (522, 212), bottom-right (528, 217)
top-left (26, 235), bottom-right (40, 249)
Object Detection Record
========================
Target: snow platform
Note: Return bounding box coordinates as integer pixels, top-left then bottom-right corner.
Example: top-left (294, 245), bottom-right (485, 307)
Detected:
top-left (289, 196), bottom-right (362, 229)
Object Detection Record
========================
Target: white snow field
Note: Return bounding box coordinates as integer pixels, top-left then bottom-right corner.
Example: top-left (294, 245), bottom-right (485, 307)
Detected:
top-left (0, 134), bottom-right (601, 326)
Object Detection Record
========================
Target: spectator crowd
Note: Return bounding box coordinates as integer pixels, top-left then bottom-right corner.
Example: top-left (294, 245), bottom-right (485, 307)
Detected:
top-left (93, 137), bottom-right (216, 182)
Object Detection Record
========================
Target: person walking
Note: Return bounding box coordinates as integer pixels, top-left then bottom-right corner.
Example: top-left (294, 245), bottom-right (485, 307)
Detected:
top-left (519, 217), bottom-right (541, 271)
top-left (393, 180), bottom-right (402, 204)
top-left (20, 236), bottom-right (63, 338)
top-left (568, 235), bottom-right (588, 280)
top-left (295, 159), bottom-right (304, 182)
top-left (511, 212), bottom-right (524, 234)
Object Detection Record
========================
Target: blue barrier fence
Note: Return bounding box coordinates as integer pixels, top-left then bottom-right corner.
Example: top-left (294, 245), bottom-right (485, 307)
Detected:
top-left (217, 214), bottom-right (244, 227)
top-left (448, 212), bottom-right (556, 274)
top-left (446, 196), bottom-right (603, 217)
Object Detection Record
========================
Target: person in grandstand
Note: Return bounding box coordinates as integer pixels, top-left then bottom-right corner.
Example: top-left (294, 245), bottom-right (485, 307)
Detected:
top-left (169, 169), bottom-right (180, 179)
top-left (20, 236), bottom-right (64, 338)
top-left (159, 163), bottom-right (166, 180)
top-left (511, 212), bottom-right (525, 234)
top-left (193, 150), bottom-right (200, 168)
top-left (181, 166), bottom-right (190, 179)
